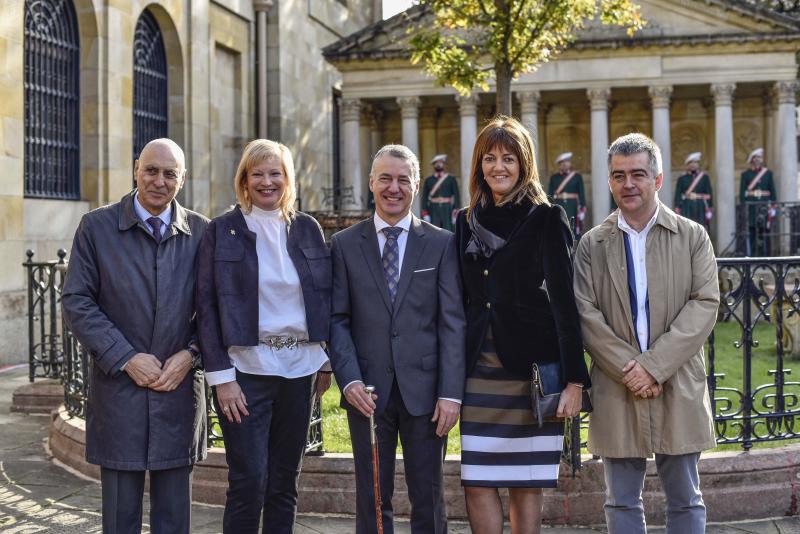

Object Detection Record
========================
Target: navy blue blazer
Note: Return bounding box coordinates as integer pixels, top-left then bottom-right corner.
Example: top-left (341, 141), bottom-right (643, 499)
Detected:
top-left (195, 206), bottom-right (331, 374)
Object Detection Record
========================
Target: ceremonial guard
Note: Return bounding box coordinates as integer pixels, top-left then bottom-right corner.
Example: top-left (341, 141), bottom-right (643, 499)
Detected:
top-left (674, 152), bottom-right (713, 230)
top-left (421, 154), bottom-right (460, 231)
top-left (548, 152), bottom-right (587, 235)
top-left (740, 148), bottom-right (776, 256)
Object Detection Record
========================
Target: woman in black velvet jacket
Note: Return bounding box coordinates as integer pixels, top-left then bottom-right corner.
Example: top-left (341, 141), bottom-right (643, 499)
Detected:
top-left (456, 116), bottom-right (590, 534)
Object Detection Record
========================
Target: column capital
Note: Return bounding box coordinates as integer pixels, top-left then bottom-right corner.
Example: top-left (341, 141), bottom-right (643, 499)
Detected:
top-left (648, 85), bottom-right (673, 108)
top-left (763, 88), bottom-right (777, 112)
top-left (397, 96), bottom-right (421, 119)
top-left (515, 90), bottom-right (541, 113)
top-left (711, 83), bottom-right (736, 106)
top-left (359, 102), bottom-right (374, 122)
top-left (341, 98), bottom-right (362, 122)
top-left (253, 0), bottom-right (274, 12)
top-left (587, 87), bottom-right (611, 111)
top-left (455, 93), bottom-right (480, 115)
top-left (365, 107), bottom-right (383, 129)
top-left (774, 80), bottom-right (799, 105)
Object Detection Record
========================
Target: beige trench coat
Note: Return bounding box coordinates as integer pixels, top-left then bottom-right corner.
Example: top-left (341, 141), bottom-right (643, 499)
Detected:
top-left (574, 204), bottom-right (719, 457)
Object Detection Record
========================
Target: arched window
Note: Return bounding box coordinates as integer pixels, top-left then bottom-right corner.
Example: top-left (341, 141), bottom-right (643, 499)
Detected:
top-left (24, 0), bottom-right (80, 199)
top-left (133, 9), bottom-right (168, 163)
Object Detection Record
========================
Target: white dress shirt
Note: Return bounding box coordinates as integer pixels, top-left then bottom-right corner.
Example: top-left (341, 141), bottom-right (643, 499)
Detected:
top-left (133, 193), bottom-right (171, 237)
top-left (617, 205), bottom-right (659, 352)
top-left (343, 212), bottom-right (459, 404)
top-left (205, 205), bottom-right (329, 386)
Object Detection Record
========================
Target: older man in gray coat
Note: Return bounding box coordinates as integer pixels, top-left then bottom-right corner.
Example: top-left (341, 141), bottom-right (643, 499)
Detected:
top-left (62, 139), bottom-right (209, 534)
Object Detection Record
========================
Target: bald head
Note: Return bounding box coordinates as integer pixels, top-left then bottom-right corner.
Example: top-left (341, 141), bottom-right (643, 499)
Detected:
top-left (139, 138), bottom-right (186, 171)
top-left (134, 138), bottom-right (187, 216)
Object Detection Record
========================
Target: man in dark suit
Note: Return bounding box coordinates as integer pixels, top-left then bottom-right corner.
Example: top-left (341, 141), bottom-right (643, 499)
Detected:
top-left (330, 144), bottom-right (466, 534)
top-left (62, 139), bottom-right (208, 534)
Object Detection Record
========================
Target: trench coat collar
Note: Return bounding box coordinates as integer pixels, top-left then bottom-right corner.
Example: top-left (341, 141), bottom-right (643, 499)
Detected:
top-left (118, 190), bottom-right (192, 236)
top-left (603, 213), bottom-right (635, 333)
top-left (653, 201), bottom-right (679, 234)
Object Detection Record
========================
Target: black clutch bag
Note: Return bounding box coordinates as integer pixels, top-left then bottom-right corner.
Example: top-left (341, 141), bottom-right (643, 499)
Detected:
top-left (530, 362), bottom-right (592, 428)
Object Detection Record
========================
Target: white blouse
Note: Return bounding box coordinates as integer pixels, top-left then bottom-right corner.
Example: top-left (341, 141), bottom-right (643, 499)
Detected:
top-left (204, 205), bottom-right (329, 386)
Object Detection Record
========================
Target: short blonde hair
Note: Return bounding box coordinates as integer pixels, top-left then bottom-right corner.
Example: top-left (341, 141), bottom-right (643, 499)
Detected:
top-left (468, 116), bottom-right (549, 215)
top-left (234, 139), bottom-right (297, 219)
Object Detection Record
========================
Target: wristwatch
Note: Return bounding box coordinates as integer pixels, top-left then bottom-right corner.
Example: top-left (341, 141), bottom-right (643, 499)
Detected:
top-left (186, 344), bottom-right (201, 368)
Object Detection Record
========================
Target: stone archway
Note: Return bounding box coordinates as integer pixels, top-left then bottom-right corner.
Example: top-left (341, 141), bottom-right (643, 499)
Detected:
top-left (138, 3), bottom-right (186, 153)
top-left (72, 0), bottom-right (100, 206)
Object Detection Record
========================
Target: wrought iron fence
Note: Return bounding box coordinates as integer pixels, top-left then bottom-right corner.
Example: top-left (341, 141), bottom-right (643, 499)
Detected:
top-left (711, 256), bottom-right (800, 449)
top-left (733, 201), bottom-right (800, 257)
top-left (23, 249), bottom-right (67, 381)
top-left (27, 251), bottom-right (800, 454)
top-left (26, 251), bottom-right (324, 454)
top-left (306, 210), bottom-right (372, 241)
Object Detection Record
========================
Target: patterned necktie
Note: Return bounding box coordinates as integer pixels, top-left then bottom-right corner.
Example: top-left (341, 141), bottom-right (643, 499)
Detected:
top-left (381, 227), bottom-right (403, 303)
top-left (147, 217), bottom-right (163, 244)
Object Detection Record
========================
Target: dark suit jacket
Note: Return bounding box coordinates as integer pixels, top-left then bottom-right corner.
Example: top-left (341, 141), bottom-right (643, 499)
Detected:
top-left (195, 206), bottom-right (331, 374)
top-left (454, 203), bottom-right (590, 386)
top-left (329, 215), bottom-right (466, 416)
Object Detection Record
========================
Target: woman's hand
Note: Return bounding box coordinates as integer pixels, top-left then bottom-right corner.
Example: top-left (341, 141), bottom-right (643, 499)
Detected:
top-left (215, 381), bottom-right (249, 423)
top-left (315, 372), bottom-right (332, 399)
top-left (556, 383), bottom-right (584, 418)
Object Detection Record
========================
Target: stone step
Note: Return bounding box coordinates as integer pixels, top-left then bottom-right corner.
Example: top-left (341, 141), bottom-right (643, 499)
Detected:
top-left (11, 380), bottom-right (64, 414)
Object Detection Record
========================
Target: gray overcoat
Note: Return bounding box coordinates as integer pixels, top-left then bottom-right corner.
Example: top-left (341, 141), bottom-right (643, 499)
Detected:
top-left (62, 191), bottom-right (209, 471)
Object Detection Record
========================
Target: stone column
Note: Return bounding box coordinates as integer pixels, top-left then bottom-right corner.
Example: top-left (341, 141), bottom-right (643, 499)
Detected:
top-left (776, 81), bottom-right (799, 202)
top-left (341, 98), bottom-right (362, 210)
top-left (397, 96), bottom-right (421, 213)
top-left (649, 85), bottom-right (673, 206)
top-left (359, 103), bottom-right (373, 203)
top-left (253, 0), bottom-right (273, 138)
top-left (516, 91), bottom-right (541, 170)
top-left (456, 93), bottom-right (479, 204)
top-left (369, 109), bottom-right (383, 157)
top-left (588, 88), bottom-right (611, 225)
top-left (711, 83), bottom-right (736, 251)
top-left (764, 91), bottom-right (777, 173)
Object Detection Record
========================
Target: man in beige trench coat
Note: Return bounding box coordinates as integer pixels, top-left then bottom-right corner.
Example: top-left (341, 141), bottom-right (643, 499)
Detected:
top-left (574, 133), bottom-right (719, 534)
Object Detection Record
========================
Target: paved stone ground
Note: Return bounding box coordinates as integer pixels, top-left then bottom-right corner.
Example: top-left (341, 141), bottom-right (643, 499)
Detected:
top-left (1, 366), bottom-right (798, 533)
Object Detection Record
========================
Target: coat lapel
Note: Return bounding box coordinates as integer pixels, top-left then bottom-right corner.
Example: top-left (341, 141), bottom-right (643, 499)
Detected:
top-left (605, 226), bottom-right (636, 335)
top-left (360, 220), bottom-right (393, 314)
top-left (392, 216), bottom-right (427, 315)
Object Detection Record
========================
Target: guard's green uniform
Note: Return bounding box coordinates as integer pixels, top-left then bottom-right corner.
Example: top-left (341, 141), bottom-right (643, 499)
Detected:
top-left (740, 167), bottom-right (776, 256)
top-left (674, 171), bottom-right (713, 228)
top-left (548, 172), bottom-right (586, 234)
top-left (421, 173), bottom-right (460, 231)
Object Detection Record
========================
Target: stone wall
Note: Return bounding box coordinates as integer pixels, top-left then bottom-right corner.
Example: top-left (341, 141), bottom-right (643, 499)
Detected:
top-left (0, 0), bottom-right (255, 363)
top-left (268, 0), bottom-right (377, 211)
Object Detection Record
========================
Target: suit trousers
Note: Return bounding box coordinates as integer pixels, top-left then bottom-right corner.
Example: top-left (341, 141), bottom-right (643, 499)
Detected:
top-left (602, 453), bottom-right (705, 534)
top-left (100, 465), bottom-right (192, 534)
top-left (215, 371), bottom-right (315, 534)
top-left (347, 380), bottom-right (447, 534)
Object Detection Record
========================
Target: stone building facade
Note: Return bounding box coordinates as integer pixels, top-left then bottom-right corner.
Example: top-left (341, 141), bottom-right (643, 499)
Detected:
top-left (0, 0), bottom-right (378, 364)
top-left (323, 0), bottom-right (800, 252)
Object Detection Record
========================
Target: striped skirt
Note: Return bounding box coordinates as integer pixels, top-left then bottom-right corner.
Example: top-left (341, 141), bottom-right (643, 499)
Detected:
top-left (460, 330), bottom-right (564, 488)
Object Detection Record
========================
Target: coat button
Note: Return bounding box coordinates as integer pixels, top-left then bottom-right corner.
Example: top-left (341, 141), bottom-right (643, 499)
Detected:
top-left (483, 269), bottom-right (489, 276)
top-left (387, 367), bottom-right (394, 374)
top-left (486, 302), bottom-right (491, 309)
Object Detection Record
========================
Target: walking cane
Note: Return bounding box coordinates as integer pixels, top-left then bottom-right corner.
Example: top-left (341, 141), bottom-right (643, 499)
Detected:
top-left (364, 385), bottom-right (384, 534)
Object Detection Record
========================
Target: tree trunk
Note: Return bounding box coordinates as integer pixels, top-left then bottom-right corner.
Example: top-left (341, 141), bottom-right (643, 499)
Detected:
top-left (495, 61), bottom-right (513, 116)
